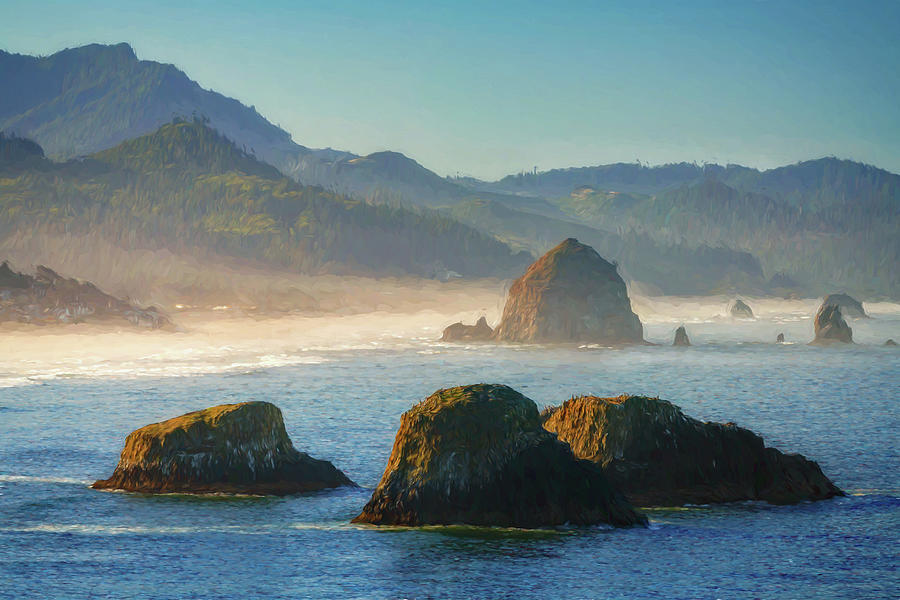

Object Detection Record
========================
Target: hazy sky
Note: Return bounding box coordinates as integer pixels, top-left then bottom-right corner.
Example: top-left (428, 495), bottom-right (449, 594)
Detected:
top-left (2, 0), bottom-right (899, 178)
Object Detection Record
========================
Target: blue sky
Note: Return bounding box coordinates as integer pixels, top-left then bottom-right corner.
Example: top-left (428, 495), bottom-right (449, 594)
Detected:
top-left (2, 0), bottom-right (898, 178)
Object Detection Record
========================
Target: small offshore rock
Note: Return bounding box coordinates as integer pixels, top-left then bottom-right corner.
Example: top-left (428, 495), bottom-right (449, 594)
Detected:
top-left (885, 339), bottom-right (897, 346)
top-left (92, 401), bottom-right (354, 494)
top-left (776, 332), bottom-right (785, 343)
top-left (673, 325), bottom-right (691, 346)
top-left (542, 395), bottom-right (843, 507)
top-left (729, 299), bottom-right (754, 318)
top-left (441, 316), bottom-right (493, 341)
top-left (822, 293), bottom-right (867, 318)
top-left (353, 384), bottom-right (644, 528)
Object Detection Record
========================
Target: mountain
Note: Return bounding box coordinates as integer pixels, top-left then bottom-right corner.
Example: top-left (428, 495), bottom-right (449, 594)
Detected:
top-left (0, 120), bottom-right (529, 282)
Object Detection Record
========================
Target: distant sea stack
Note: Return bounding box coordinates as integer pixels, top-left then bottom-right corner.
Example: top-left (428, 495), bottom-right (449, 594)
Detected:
top-left (0, 262), bottom-right (171, 329)
top-left (542, 395), bottom-right (843, 506)
top-left (776, 333), bottom-right (785, 343)
top-left (885, 339), bottom-right (897, 346)
top-left (353, 384), bottom-right (644, 528)
top-left (673, 325), bottom-right (691, 346)
top-left (729, 299), bottom-right (754, 318)
top-left (822, 293), bottom-right (868, 318)
top-left (811, 304), bottom-right (853, 345)
top-left (491, 239), bottom-right (643, 344)
top-left (92, 402), bottom-right (354, 494)
top-left (441, 316), bottom-right (493, 342)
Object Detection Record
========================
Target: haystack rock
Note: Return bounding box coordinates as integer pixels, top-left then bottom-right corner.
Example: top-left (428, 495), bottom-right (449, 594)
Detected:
top-left (822, 293), bottom-right (868, 318)
top-left (353, 384), bottom-right (644, 528)
top-left (673, 325), bottom-right (691, 346)
top-left (776, 333), bottom-right (785, 343)
top-left (729, 299), bottom-right (754, 318)
top-left (441, 316), bottom-right (493, 341)
top-left (542, 395), bottom-right (843, 506)
top-left (92, 402), bottom-right (354, 494)
top-left (0, 261), bottom-right (171, 329)
top-left (810, 304), bottom-right (853, 345)
top-left (491, 238), bottom-right (643, 344)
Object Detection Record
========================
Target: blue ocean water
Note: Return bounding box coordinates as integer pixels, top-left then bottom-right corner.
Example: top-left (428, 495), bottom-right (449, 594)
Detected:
top-left (1, 334), bottom-right (899, 598)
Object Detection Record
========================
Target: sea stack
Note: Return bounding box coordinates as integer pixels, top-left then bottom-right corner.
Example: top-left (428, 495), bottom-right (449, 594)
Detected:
top-left (776, 333), bottom-right (785, 343)
top-left (885, 339), bottom-right (897, 346)
top-left (673, 325), bottom-right (691, 346)
top-left (822, 293), bottom-right (868, 318)
top-left (811, 304), bottom-right (853, 345)
top-left (542, 395), bottom-right (843, 506)
top-left (92, 402), bottom-right (354, 494)
top-left (729, 299), bottom-right (754, 318)
top-left (353, 384), bottom-right (644, 528)
top-left (491, 238), bottom-right (643, 344)
top-left (441, 316), bottom-right (493, 341)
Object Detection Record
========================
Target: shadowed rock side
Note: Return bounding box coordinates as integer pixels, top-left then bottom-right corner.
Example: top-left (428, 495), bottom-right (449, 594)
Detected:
top-left (811, 304), bottom-right (853, 345)
top-left (92, 401), bottom-right (354, 494)
top-left (729, 299), bottom-right (754, 318)
top-left (492, 238), bottom-right (643, 344)
top-left (353, 384), bottom-right (644, 528)
top-left (542, 395), bottom-right (843, 507)
top-left (0, 261), bottom-right (171, 328)
top-left (673, 325), bottom-right (691, 346)
top-left (441, 316), bottom-right (493, 341)
top-left (822, 293), bottom-right (868, 318)
top-left (777, 332), bottom-right (785, 343)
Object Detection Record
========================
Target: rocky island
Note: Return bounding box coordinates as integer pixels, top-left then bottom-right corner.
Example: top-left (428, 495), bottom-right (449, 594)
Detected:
top-left (441, 316), bottom-right (493, 341)
top-left (92, 401), bottom-right (354, 494)
top-left (673, 325), bottom-right (691, 346)
top-left (0, 261), bottom-right (171, 329)
top-left (542, 395), bottom-right (843, 506)
top-left (810, 303), bottom-right (853, 344)
top-left (822, 293), bottom-right (868, 318)
top-left (353, 384), bottom-right (644, 528)
top-left (729, 299), bottom-right (754, 318)
top-left (491, 238), bottom-right (644, 344)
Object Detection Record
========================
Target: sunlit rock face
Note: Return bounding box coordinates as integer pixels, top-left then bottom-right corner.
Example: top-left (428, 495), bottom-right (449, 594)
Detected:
top-left (811, 304), bottom-right (853, 345)
top-left (492, 238), bottom-right (643, 344)
top-left (542, 395), bottom-right (843, 507)
top-left (441, 316), bottom-right (493, 341)
top-left (729, 298), bottom-right (754, 318)
top-left (353, 384), bottom-right (645, 528)
top-left (822, 293), bottom-right (868, 318)
top-left (92, 401), bottom-right (354, 494)
top-left (673, 325), bottom-right (691, 346)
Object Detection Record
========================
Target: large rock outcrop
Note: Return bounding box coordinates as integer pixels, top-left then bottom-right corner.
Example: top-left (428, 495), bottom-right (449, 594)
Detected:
top-left (673, 325), bottom-right (691, 346)
top-left (0, 262), bottom-right (171, 329)
top-left (822, 293), bottom-right (867, 318)
top-left (491, 239), bottom-right (643, 344)
top-left (542, 395), bottom-right (843, 507)
top-left (441, 316), bottom-right (493, 342)
top-left (92, 402), bottom-right (354, 494)
top-left (353, 384), bottom-right (644, 528)
top-left (811, 303), bottom-right (853, 345)
top-left (729, 299), bottom-right (754, 318)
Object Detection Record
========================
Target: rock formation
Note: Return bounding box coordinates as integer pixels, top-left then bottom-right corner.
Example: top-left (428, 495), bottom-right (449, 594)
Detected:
top-left (885, 339), bottom-right (897, 346)
top-left (776, 332), bottom-right (785, 343)
top-left (441, 316), bottom-right (493, 341)
top-left (673, 325), bottom-right (691, 346)
top-left (729, 299), bottom-right (754, 318)
top-left (491, 238), bottom-right (643, 344)
top-left (0, 262), bottom-right (171, 329)
top-left (353, 384), bottom-right (644, 528)
top-left (810, 303), bottom-right (853, 345)
top-left (542, 395), bottom-right (843, 506)
top-left (92, 401), bottom-right (354, 494)
top-left (822, 293), bottom-right (868, 318)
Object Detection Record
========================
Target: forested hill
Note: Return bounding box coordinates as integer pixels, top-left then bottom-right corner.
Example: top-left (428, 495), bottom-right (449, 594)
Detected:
top-left (0, 120), bottom-right (530, 279)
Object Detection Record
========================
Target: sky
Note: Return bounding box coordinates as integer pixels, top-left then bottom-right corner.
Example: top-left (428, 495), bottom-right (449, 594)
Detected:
top-left (1, 0), bottom-right (899, 179)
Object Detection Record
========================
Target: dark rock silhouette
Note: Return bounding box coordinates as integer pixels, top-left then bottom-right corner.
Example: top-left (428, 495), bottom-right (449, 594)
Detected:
top-left (441, 316), bottom-right (493, 341)
top-left (822, 293), bottom-right (868, 318)
top-left (673, 325), bottom-right (691, 346)
top-left (542, 395), bottom-right (844, 507)
top-left (0, 261), bottom-right (171, 329)
top-left (92, 401), bottom-right (354, 494)
top-left (886, 339), bottom-right (897, 346)
top-left (492, 238), bottom-right (643, 344)
top-left (353, 384), bottom-right (645, 528)
top-left (729, 299), bottom-right (754, 318)
top-left (811, 304), bottom-right (853, 345)
top-left (776, 332), bottom-right (785, 343)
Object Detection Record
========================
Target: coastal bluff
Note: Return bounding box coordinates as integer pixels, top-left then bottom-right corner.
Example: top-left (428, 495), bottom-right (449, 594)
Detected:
top-left (542, 395), bottom-right (843, 506)
top-left (92, 402), bottom-right (354, 494)
top-left (353, 384), bottom-right (644, 528)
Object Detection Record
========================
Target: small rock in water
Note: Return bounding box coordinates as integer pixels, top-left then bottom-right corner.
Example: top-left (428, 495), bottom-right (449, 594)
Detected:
top-left (441, 316), bottom-right (493, 341)
top-left (673, 325), bottom-right (691, 346)
top-left (776, 333), bottom-right (785, 343)
top-left (885, 339), bottom-right (897, 346)
top-left (729, 299), bottom-right (754, 318)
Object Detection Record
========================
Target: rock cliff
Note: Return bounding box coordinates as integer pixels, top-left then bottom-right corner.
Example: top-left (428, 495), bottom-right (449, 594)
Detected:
top-left (441, 316), bottom-right (493, 341)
